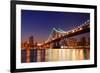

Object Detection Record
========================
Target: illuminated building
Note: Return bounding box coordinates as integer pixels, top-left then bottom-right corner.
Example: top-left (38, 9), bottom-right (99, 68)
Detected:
top-left (67, 38), bottom-right (77, 48)
top-left (29, 35), bottom-right (34, 48)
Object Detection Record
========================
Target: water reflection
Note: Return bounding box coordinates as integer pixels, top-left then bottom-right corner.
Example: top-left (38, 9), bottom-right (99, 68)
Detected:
top-left (21, 48), bottom-right (90, 63)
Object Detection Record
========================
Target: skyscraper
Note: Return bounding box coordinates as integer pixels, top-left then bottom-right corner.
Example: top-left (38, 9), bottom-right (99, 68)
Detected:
top-left (29, 35), bottom-right (34, 48)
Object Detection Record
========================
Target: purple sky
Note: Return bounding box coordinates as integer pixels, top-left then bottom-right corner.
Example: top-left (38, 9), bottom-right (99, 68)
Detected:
top-left (21, 10), bottom-right (90, 43)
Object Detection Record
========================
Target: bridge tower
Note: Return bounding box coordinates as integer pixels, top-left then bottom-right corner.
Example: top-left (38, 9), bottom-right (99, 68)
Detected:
top-left (52, 28), bottom-right (60, 48)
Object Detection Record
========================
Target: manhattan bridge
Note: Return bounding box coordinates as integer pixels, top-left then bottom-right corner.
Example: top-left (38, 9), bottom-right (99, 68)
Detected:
top-left (38, 20), bottom-right (90, 49)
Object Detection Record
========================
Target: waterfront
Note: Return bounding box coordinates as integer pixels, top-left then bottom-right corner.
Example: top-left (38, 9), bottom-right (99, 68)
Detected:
top-left (21, 48), bottom-right (90, 63)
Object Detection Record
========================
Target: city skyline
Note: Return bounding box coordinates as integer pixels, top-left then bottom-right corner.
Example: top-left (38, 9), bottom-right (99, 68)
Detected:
top-left (21, 10), bottom-right (90, 43)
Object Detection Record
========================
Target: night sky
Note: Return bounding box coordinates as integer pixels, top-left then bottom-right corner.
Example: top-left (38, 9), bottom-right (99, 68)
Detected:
top-left (21, 10), bottom-right (90, 43)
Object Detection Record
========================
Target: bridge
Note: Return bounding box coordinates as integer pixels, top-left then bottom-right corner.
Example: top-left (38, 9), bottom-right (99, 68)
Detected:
top-left (39, 20), bottom-right (90, 48)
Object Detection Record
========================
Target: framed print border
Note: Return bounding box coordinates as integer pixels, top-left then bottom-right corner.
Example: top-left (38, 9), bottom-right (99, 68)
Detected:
top-left (10, 0), bottom-right (97, 73)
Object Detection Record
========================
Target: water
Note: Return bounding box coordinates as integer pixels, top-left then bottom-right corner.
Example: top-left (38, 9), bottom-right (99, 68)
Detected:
top-left (21, 48), bottom-right (90, 63)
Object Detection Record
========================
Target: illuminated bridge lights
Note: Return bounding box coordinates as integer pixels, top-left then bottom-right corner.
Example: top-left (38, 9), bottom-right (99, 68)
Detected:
top-left (40, 20), bottom-right (90, 47)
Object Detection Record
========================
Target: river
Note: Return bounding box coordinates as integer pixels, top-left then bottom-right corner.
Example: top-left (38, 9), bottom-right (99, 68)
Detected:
top-left (21, 48), bottom-right (90, 63)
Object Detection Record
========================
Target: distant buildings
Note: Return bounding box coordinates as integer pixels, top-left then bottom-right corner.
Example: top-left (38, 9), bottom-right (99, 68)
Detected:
top-left (29, 35), bottom-right (34, 48)
top-left (21, 35), bottom-right (90, 49)
top-left (67, 38), bottom-right (77, 48)
top-left (21, 41), bottom-right (29, 50)
top-left (62, 37), bottom-right (90, 48)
